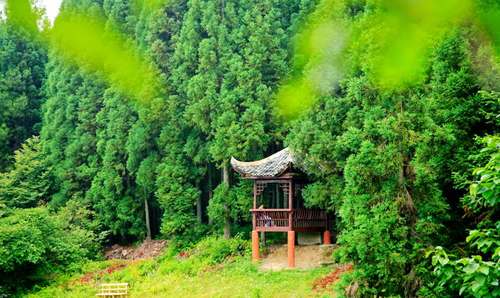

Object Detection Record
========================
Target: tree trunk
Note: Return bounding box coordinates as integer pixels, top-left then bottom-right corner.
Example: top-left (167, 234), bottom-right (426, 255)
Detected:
top-left (197, 197), bottom-right (203, 223)
top-left (144, 196), bottom-right (151, 241)
top-left (223, 162), bottom-right (231, 239)
top-left (197, 180), bottom-right (203, 223)
top-left (397, 98), bottom-right (416, 222)
top-left (208, 164), bottom-right (213, 225)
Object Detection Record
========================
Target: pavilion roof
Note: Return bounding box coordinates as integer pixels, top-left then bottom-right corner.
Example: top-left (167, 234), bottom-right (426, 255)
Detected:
top-left (230, 147), bottom-right (295, 178)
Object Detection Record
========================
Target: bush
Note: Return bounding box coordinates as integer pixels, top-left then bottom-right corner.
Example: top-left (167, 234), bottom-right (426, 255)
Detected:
top-left (157, 236), bottom-right (250, 276)
top-left (54, 199), bottom-right (106, 256)
top-left (425, 136), bottom-right (500, 297)
top-left (189, 235), bottom-right (250, 265)
top-left (0, 207), bottom-right (97, 295)
top-left (207, 181), bottom-right (252, 234)
top-left (427, 226), bottom-right (500, 298)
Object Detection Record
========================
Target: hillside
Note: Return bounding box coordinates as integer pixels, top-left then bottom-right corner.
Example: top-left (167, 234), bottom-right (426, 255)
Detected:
top-left (25, 238), bottom-right (341, 298)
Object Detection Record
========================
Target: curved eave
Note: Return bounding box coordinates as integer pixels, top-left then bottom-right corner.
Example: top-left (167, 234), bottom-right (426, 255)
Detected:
top-left (231, 148), bottom-right (295, 178)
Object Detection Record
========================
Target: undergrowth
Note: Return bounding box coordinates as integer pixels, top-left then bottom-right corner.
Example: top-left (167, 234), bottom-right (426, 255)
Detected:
top-left (24, 237), bottom-right (334, 298)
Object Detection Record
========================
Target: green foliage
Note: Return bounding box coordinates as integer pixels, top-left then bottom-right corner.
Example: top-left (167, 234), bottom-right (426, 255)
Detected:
top-left (277, 0), bottom-right (500, 119)
top-left (155, 122), bottom-right (201, 240)
top-left (277, 0), bottom-right (346, 118)
top-left (166, 0), bottom-right (309, 233)
top-left (50, 9), bottom-right (162, 103)
top-left (465, 136), bottom-right (500, 211)
top-left (425, 135), bottom-right (499, 298)
top-left (55, 199), bottom-right (106, 256)
top-left (428, 228), bottom-right (500, 298)
top-left (207, 181), bottom-right (252, 231)
top-left (189, 236), bottom-right (249, 264)
top-left (41, 54), bottom-right (105, 208)
top-left (34, 0), bottom-right (312, 243)
top-left (160, 235), bottom-right (250, 274)
top-left (42, 0), bottom-right (152, 240)
top-left (0, 207), bottom-right (97, 295)
top-left (287, 11), bottom-right (498, 295)
top-left (1, 1), bottom-right (498, 296)
top-left (89, 88), bottom-right (144, 240)
top-left (0, 136), bottom-right (51, 208)
top-left (4, 0), bottom-right (41, 34)
top-left (0, 17), bottom-right (46, 170)
top-left (0, 201), bottom-right (6, 218)
top-left (146, 0), bottom-right (311, 238)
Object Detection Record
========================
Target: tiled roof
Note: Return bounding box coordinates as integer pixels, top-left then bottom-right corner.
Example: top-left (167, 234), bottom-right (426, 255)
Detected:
top-left (230, 148), bottom-right (295, 178)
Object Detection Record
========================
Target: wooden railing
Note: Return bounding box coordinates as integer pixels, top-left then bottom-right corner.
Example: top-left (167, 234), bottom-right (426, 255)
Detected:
top-left (252, 209), bottom-right (290, 231)
top-left (251, 208), bottom-right (327, 231)
top-left (96, 283), bottom-right (128, 297)
top-left (293, 209), bottom-right (327, 229)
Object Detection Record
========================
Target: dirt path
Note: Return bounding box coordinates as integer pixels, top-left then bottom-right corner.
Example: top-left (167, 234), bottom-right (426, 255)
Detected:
top-left (261, 244), bottom-right (336, 270)
top-left (75, 240), bottom-right (167, 285)
top-left (104, 240), bottom-right (166, 260)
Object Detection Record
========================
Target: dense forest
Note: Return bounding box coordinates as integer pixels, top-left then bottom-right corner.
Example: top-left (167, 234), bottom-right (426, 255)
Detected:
top-left (0, 0), bottom-right (498, 297)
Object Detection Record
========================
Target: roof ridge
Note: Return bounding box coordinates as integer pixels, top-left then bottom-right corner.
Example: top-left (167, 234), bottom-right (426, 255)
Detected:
top-left (231, 148), bottom-right (295, 178)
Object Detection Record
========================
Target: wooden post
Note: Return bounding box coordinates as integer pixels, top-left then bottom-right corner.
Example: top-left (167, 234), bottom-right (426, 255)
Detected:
top-left (288, 180), bottom-right (292, 209)
top-left (323, 230), bottom-right (331, 245)
top-left (252, 230), bottom-right (259, 262)
top-left (288, 180), bottom-right (293, 229)
top-left (253, 181), bottom-right (257, 209)
top-left (252, 181), bottom-right (256, 230)
top-left (288, 231), bottom-right (295, 268)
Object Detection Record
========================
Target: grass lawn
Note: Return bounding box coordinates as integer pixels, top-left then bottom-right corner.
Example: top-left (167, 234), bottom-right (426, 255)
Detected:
top-left (25, 255), bottom-right (336, 298)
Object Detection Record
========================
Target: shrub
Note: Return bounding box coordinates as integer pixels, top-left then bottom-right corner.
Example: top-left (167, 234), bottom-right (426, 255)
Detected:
top-left (425, 136), bottom-right (500, 297)
top-left (427, 226), bottom-right (500, 298)
top-left (189, 235), bottom-right (250, 265)
top-left (157, 236), bottom-right (250, 276)
top-left (0, 207), bottom-right (97, 295)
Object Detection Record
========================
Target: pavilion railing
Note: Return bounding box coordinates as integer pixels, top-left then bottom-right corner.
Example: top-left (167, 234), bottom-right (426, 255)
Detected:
top-left (293, 209), bottom-right (327, 229)
top-left (253, 209), bottom-right (290, 231)
top-left (251, 208), bottom-right (327, 231)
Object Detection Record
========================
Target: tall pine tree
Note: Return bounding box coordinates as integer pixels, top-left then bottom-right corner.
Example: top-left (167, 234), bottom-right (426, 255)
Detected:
top-left (0, 2), bottom-right (47, 170)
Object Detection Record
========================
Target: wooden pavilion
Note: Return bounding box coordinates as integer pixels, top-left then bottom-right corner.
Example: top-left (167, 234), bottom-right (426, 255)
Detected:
top-left (231, 148), bottom-right (331, 268)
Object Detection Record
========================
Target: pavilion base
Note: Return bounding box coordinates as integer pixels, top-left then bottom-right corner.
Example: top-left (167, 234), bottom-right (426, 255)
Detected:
top-left (252, 229), bottom-right (333, 269)
top-left (287, 231), bottom-right (295, 268)
top-left (252, 230), bottom-right (259, 262)
top-left (323, 230), bottom-right (331, 245)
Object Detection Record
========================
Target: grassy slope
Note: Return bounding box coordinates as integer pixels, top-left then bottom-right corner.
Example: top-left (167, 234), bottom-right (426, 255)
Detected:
top-left (25, 253), bottom-right (335, 298)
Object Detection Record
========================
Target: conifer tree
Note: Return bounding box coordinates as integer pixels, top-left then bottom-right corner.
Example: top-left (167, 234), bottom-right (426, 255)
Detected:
top-left (128, 0), bottom-right (188, 239)
top-left (286, 10), bottom-right (500, 295)
top-left (0, 8), bottom-right (46, 170)
top-left (89, 89), bottom-right (143, 239)
top-left (40, 0), bottom-right (107, 209)
top-left (160, 0), bottom-right (311, 238)
top-left (41, 57), bottom-right (106, 207)
top-left (0, 136), bottom-right (51, 208)
top-left (88, 0), bottom-right (153, 239)
top-left (153, 0), bottom-right (211, 238)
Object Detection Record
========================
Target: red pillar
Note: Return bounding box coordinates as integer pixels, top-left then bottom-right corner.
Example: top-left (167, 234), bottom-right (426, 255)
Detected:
top-left (252, 230), bottom-right (259, 262)
top-left (287, 231), bottom-right (295, 268)
top-left (323, 230), bottom-right (331, 245)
